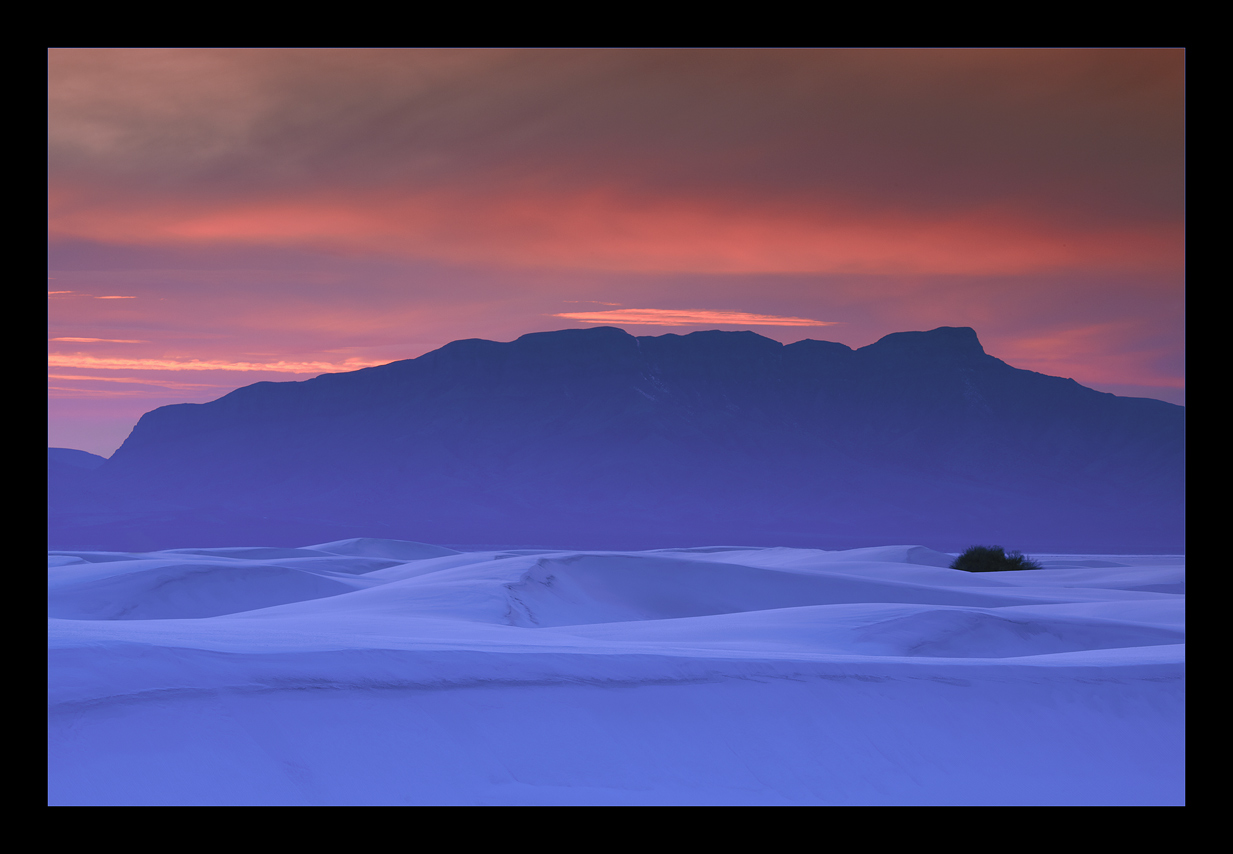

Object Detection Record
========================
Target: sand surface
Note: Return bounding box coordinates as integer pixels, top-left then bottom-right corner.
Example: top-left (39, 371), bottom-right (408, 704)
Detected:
top-left (48, 540), bottom-right (1184, 805)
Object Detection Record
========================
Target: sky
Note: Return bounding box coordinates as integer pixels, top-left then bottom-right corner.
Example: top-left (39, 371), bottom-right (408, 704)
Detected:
top-left (49, 48), bottom-right (1185, 457)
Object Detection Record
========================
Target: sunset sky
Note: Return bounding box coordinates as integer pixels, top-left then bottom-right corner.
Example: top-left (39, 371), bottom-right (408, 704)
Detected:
top-left (49, 49), bottom-right (1185, 456)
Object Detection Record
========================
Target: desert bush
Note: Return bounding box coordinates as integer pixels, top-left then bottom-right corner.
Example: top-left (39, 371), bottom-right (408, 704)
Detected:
top-left (950, 545), bottom-right (1042, 572)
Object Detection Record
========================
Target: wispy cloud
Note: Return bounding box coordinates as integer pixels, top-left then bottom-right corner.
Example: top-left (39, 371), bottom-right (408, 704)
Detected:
top-left (48, 386), bottom-right (160, 398)
top-left (552, 308), bottom-right (838, 327)
top-left (47, 354), bottom-right (390, 373)
top-left (48, 373), bottom-right (228, 390)
top-left (51, 337), bottom-right (147, 343)
top-left (49, 292), bottom-right (139, 299)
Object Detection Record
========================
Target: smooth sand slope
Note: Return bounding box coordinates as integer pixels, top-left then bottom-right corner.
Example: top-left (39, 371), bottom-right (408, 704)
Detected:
top-left (48, 540), bottom-right (1184, 805)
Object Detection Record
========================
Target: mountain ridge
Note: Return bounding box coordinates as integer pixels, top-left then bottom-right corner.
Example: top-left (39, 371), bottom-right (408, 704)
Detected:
top-left (50, 326), bottom-right (1184, 552)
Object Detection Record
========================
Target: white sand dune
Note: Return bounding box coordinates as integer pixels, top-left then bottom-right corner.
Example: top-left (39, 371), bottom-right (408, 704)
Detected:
top-left (48, 541), bottom-right (1184, 805)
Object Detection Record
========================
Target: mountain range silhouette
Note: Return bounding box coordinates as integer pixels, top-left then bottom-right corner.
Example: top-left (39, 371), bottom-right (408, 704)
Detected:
top-left (48, 326), bottom-right (1184, 552)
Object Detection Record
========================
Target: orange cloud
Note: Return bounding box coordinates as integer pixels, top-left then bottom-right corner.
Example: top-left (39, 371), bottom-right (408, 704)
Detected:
top-left (48, 354), bottom-right (390, 373)
top-left (48, 373), bottom-right (228, 390)
top-left (47, 187), bottom-right (1184, 277)
top-left (553, 308), bottom-right (837, 326)
top-left (48, 386), bottom-right (161, 398)
top-left (51, 337), bottom-right (147, 343)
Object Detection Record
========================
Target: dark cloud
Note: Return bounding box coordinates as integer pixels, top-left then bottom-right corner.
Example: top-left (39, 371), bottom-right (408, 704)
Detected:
top-left (50, 49), bottom-right (1183, 223)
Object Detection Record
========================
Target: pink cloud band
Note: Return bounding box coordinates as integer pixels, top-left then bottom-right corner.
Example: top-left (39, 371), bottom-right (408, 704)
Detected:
top-left (553, 309), bottom-right (837, 326)
top-left (48, 354), bottom-right (390, 373)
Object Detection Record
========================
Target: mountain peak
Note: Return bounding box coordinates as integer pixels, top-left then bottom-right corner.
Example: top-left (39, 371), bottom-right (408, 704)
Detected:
top-left (861, 326), bottom-right (987, 361)
top-left (514, 325), bottom-right (634, 344)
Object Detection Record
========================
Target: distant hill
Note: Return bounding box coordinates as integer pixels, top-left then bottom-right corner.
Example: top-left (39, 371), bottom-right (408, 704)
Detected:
top-left (49, 447), bottom-right (107, 470)
top-left (48, 447), bottom-right (108, 502)
top-left (49, 326), bottom-right (1184, 552)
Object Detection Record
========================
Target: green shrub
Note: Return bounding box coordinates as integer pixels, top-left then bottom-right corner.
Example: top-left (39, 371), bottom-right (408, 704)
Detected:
top-left (949, 545), bottom-right (1042, 572)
